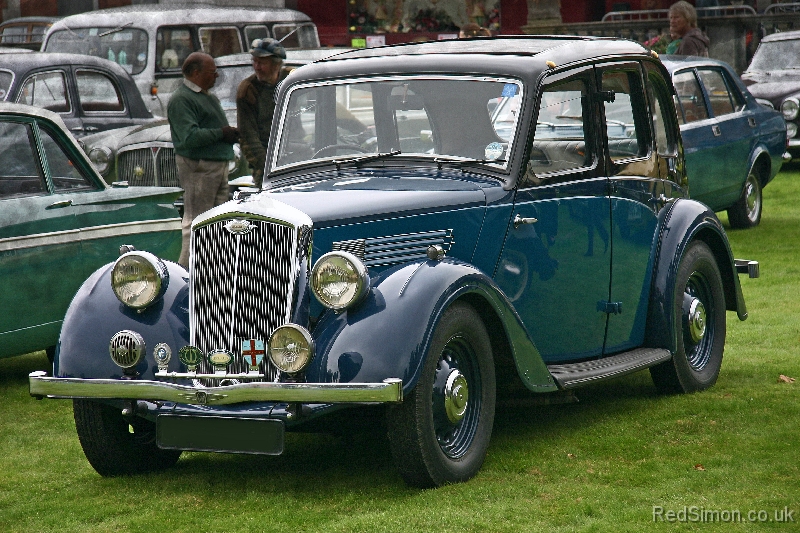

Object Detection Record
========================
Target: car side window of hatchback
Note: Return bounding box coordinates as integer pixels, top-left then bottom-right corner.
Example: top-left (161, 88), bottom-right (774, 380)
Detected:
top-left (0, 120), bottom-right (47, 198)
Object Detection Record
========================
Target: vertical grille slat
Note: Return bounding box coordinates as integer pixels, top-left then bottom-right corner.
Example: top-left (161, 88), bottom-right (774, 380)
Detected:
top-left (190, 218), bottom-right (300, 383)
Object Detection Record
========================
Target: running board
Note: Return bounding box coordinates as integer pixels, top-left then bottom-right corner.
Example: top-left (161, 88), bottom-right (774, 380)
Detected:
top-left (547, 348), bottom-right (672, 389)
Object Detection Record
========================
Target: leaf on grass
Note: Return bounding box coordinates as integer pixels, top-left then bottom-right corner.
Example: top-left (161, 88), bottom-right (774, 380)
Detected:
top-left (567, 453), bottom-right (576, 459)
top-left (778, 374), bottom-right (796, 383)
top-left (694, 463), bottom-right (705, 471)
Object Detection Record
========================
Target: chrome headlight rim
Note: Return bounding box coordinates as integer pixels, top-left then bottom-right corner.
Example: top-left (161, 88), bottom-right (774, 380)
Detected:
top-left (268, 323), bottom-right (315, 374)
top-left (111, 251), bottom-right (169, 310)
top-left (781, 97), bottom-right (799, 120)
top-left (787, 121), bottom-right (798, 139)
top-left (88, 145), bottom-right (113, 176)
top-left (310, 251), bottom-right (370, 311)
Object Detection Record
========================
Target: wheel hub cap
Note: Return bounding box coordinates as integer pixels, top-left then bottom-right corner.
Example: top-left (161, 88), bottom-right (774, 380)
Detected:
top-left (688, 297), bottom-right (706, 343)
top-left (444, 369), bottom-right (469, 424)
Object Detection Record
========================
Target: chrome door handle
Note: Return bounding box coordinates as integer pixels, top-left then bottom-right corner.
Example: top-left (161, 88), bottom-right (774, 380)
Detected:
top-left (46, 199), bottom-right (73, 209)
top-left (513, 214), bottom-right (538, 228)
top-left (748, 117), bottom-right (757, 128)
top-left (711, 125), bottom-right (722, 136)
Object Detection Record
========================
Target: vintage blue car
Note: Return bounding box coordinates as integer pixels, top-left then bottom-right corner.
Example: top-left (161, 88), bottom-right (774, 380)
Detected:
top-left (662, 55), bottom-right (788, 228)
top-left (30, 37), bottom-right (759, 487)
top-left (0, 102), bottom-right (181, 361)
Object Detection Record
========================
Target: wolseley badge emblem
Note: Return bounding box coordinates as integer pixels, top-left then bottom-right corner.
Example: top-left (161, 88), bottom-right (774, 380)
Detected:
top-left (154, 343), bottom-right (172, 372)
top-left (207, 349), bottom-right (233, 372)
top-left (178, 345), bottom-right (202, 371)
top-left (241, 339), bottom-right (265, 372)
top-left (224, 219), bottom-right (253, 235)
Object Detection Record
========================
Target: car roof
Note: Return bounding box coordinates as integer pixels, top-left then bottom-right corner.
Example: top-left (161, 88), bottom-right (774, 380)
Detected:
top-left (758, 30), bottom-right (800, 43)
top-left (0, 16), bottom-right (60, 26)
top-left (46, 4), bottom-right (312, 30)
top-left (0, 100), bottom-right (71, 126)
top-left (0, 51), bottom-right (138, 77)
top-left (660, 55), bottom-right (735, 72)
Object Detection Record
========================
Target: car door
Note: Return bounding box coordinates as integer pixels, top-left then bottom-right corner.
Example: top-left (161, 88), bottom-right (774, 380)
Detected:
top-left (604, 61), bottom-right (682, 354)
top-left (73, 67), bottom-right (136, 135)
top-left (0, 115), bottom-right (83, 357)
top-left (15, 69), bottom-right (84, 137)
top-left (494, 65), bottom-right (611, 363)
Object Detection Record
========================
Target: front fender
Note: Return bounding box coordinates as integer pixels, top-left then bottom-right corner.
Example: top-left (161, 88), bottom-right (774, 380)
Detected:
top-left (55, 260), bottom-right (190, 379)
top-left (307, 258), bottom-right (557, 396)
top-left (645, 198), bottom-right (746, 353)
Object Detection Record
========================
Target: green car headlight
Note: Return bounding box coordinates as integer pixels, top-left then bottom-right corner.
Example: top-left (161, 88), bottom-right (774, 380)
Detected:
top-left (310, 251), bottom-right (369, 310)
top-left (781, 98), bottom-right (799, 121)
top-left (268, 324), bottom-right (315, 374)
top-left (88, 146), bottom-right (113, 176)
top-left (111, 251), bottom-right (169, 309)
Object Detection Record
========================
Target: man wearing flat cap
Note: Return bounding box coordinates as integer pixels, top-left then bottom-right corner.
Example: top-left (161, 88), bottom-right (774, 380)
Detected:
top-left (236, 38), bottom-right (289, 188)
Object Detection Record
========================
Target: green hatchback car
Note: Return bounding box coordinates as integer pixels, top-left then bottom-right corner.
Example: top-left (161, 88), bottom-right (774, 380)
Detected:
top-left (0, 102), bottom-right (182, 360)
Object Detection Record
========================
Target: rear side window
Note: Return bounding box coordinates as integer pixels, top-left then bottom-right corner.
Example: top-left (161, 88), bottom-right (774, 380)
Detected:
top-left (0, 70), bottom-right (12, 100)
top-left (697, 68), bottom-right (743, 116)
top-left (0, 121), bottom-right (46, 198)
top-left (672, 70), bottom-right (709, 124)
top-left (39, 124), bottom-right (95, 192)
top-left (76, 70), bottom-right (125, 113)
top-left (18, 71), bottom-right (70, 114)
top-left (199, 27), bottom-right (243, 57)
top-left (157, 27), bottom-right (194, 70)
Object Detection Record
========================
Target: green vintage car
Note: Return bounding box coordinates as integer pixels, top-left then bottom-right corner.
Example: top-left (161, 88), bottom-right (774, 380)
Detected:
top-left (0, 102), bottom-right (182, 360)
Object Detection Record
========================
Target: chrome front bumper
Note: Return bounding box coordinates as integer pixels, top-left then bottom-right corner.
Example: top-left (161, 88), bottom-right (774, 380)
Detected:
top-left (29, 371), bottom-right (403, 406)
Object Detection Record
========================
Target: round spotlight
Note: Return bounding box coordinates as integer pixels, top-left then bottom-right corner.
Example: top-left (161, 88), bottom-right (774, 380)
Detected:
top-left (111, 251), bottom-right (169, 309)
top-left (268, 324), bottom-right (315, 374)
top-left (310, 251), bottom-right (369, 311)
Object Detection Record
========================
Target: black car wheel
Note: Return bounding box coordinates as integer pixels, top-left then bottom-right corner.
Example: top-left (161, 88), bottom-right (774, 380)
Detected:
top-left (73, 399), bottom-right (181, 476)
top-left (386, 302), bottom-right (495, 487)
top-left (727, 170), bottom-right (762, 229)
top-left (650, 241), bottom-right (726, 393)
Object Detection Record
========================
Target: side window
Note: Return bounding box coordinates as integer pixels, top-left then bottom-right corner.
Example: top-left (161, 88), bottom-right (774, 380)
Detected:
top-left (601, 68), bottom-right (648, 161)
top-left (0, 70), bottom-right (12, 100)
top-left (672, 71), bottom-right (709, 124)
top-left (244, 25), bottom-right (269, 46)
top-left (18, 72), bottom-right (70, 113)
top-left (0, 121), bottom-right (46, 198)
top-left (526, 77), bottom-right (590, 177)
top-left (76, 70), bottom-right (125, 113)
top-left (156, 27), bottom-right (194, 70)
top-left (697, 69), bottom-right (739, 116)
top-left (39, 124), bottom-right (95, 192)
top-left (645, 62), bottom-right (677, 156)
top-left (199, 27), bottom-right (243, 58)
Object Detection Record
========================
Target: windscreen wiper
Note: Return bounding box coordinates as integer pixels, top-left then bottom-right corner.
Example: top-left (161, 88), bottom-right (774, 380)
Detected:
top-left (336, 150), bottom-right (402, 170)
top-left (433, 157), bottom-right (507, 170)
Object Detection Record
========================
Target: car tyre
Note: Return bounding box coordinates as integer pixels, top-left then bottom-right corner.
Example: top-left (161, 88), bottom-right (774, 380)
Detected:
top-left (727, 170), bottom-right (762, 229)
top-left (650, 241), bottom-right (726, 394)
top-left (386, 301), bottom-right (495, 487)
top-left (73, 399), bottom-right (181, 476)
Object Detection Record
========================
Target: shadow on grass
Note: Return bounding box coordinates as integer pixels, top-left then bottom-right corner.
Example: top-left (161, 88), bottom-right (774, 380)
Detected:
top-left (0, 351), bottom-right (50, 387)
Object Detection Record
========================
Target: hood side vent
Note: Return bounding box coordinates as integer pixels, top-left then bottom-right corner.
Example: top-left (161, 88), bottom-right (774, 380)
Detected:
top-left (332, 229), bottom-right (453, 268)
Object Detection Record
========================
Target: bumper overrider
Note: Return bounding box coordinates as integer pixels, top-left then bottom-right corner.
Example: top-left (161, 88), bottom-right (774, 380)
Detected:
top-left (28, 371), bottom-right (403, 405)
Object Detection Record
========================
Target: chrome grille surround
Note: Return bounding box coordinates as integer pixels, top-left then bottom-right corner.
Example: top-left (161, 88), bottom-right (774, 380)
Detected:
top-left (332, 229), bottom-right (454, 268)
top-left (189, 214), bottom-right (312, 383)
top-left (117, 142), bottom-right (179, 187)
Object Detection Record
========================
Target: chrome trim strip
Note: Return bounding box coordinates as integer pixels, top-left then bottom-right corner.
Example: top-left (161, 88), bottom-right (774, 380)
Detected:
top-left (29, 371), bottom-right (403, 405)
top-left (0, 218), bottom-right (180, 252)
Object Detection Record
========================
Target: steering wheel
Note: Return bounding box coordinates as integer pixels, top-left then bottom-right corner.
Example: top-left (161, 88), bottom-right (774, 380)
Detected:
top-left (312, 144), bottom-right (370, 158)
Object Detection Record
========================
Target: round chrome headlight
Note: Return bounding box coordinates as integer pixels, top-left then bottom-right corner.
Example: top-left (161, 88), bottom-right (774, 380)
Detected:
top-left (268, 324), bottom-right (315, 374)
top-left (787, 122), bottom-right (798, 139)
top-left (111, 251), bottom-right (169, 309)
top-left (88, 146), bottom-right (113, 176)
top-left (781, 98), bottom-right (799, 120)
top-left (310, 251), bottom-right (369, 310)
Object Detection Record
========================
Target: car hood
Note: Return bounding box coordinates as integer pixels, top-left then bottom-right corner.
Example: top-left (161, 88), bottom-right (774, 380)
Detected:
top-left (81, 120), bottom-right (171, 150)
top-left (745, 79), bottom-right (800, 103)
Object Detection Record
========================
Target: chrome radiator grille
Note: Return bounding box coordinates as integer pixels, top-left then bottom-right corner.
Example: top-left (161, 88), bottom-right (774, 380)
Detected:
top-left (332, 229), bottom-right (454, 268)
top-left (118, 146), bottom-right (180, 187)
top-left (190, 217), bottom-right (302, 381)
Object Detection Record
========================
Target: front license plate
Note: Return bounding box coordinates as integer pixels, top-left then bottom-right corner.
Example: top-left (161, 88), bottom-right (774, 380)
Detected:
top-left (157, 415), bottom-right (284, 455)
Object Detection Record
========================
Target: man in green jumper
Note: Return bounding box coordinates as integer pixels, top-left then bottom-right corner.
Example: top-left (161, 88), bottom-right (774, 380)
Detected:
top-left (168, 52), bottom-right (239, 268)
top-left (236, 38), bottom-right (288, 188)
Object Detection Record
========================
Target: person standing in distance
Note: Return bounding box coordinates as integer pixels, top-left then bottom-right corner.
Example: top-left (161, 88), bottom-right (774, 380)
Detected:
top-left (237, 38), bottom-right (288, 188)
top-left (168, 52), bottom-right (239, 268)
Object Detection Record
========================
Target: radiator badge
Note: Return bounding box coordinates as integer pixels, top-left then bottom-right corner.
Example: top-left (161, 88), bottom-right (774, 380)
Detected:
top-left (224, 219), bottom-right (254, 235)
top-left (208, 349), bottom-right (233, 372)
top-left (154, 343), bottom-right (172, 372)
top-left (241, 339), bottom-right (265, 372)
top-left (178, 345), bottom-right (202, 372)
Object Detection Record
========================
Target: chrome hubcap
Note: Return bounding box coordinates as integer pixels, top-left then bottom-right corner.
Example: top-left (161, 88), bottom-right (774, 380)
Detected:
top-left (444, 369), bottom-right (469, 424)
top-left (687, 297), bottom-right (706, 344)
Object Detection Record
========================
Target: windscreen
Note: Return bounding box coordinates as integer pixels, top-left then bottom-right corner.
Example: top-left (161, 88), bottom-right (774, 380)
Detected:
top-left (274, 76), bottom-right (523, 171)
top-left (748, 39), bottom-right (800, 71)
top-left (45, 28), bottom-right (149, 75)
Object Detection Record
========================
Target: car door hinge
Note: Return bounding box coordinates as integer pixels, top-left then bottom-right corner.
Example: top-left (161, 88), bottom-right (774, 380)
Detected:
top-left (597, 300), bottom-right (622, 314)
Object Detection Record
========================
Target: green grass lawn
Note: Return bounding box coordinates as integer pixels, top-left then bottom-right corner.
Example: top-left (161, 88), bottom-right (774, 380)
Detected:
top-left (1, 169), bottom-right (799, 533)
